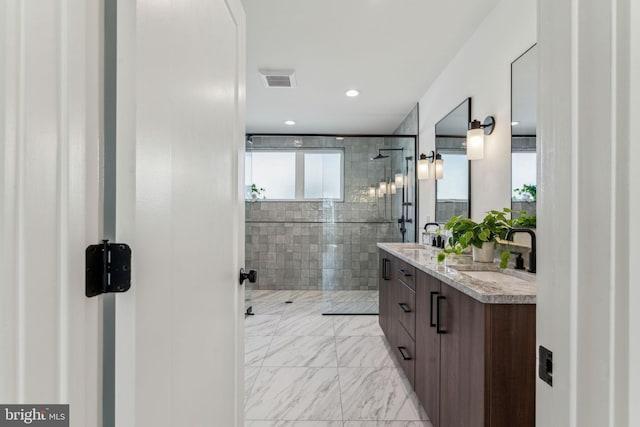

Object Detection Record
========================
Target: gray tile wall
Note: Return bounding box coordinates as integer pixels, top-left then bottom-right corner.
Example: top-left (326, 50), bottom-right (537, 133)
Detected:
top-left (512, 201), bottom-right (536, 217)
top-left (435, 200), bottom-right (469, 223)
top-left (245, 135), bottom-right (415, 291)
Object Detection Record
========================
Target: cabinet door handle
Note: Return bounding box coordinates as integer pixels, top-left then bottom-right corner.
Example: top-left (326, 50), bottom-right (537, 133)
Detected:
top-left (436, 295), bottom-right (447, 334)
top-left (382, 258), bottom-right (390, 280)
top-left (399, 268), bottom-right (413, 277)
top-left (397, 346), bottom-right (412, 360)
top-left (430, 291), bottom-right (440, 327)
top-left (398, 302), bottom-right (411, 313)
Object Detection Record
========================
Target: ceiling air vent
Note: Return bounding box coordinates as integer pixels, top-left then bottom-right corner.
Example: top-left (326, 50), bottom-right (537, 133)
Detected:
top-left (259, 69), bottom-right (297, 88)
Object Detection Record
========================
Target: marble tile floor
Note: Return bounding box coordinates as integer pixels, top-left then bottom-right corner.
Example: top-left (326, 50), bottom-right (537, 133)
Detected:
top-left (244, 290), bottom-right (433, 427)
top-left (250, 289), bottom-right (379, 316)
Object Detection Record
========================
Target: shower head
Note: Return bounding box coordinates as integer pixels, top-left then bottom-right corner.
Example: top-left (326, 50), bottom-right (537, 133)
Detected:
top-left (370, 152), bottom-right (389, 160)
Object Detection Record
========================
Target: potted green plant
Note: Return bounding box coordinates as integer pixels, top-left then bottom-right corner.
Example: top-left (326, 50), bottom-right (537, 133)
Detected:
top-left (438, 209), bottom-right (513, 267)
top-left (512, 213), bottom-right (536, 228)
top-left (249, 184), bottom-right (265, 201)
top-left (511, 212), bottom-right (536, 246)
top-left (513, 184), bottom-right (537, 201)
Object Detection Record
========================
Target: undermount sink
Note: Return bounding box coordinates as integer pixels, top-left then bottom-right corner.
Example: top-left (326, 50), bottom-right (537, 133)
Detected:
top-left (445, 263), bottom-right (535, 283)
top-left (396, 243), bottom-right (428, 250)
top-left (460, 270), bottom-right (532, 284)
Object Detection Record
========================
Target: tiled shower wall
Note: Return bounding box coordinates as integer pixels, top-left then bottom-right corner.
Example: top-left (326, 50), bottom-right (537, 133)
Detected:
top-left (245, 135), bottom-right (415, 291)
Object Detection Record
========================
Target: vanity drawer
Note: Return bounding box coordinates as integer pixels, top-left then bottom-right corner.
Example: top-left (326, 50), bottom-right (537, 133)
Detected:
top-left (392, 320), bottom-right (415, 388)
top-left (396, 259), bottom-right (416, 290)
top-left (395, 280), bottom-right (416, 340)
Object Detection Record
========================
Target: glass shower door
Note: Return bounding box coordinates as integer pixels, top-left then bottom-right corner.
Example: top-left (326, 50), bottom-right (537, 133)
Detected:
top-left (319, 136), bottom-right (415, 315)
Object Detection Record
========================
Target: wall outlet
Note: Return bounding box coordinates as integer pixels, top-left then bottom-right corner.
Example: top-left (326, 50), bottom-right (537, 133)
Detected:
top-left (539, 345), bottom-right (553, 386)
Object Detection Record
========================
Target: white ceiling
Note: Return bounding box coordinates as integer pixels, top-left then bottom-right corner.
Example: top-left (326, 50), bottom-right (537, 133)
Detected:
top-left (243, 0), bottom-right (501, 135)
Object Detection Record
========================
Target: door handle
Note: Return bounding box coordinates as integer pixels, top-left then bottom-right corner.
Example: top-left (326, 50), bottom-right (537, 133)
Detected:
top-left (430, 291), bottom-right (439, 327)
top-left (239, 268), bottom-right (257, 285)
top-left (436, 295), bottom-right (446, 334)
top-left (382, 258), bottom-right (391, 280)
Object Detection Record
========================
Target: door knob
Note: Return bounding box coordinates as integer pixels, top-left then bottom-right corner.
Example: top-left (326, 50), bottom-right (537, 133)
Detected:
top-left (239, 268), bottom-right (257, 285)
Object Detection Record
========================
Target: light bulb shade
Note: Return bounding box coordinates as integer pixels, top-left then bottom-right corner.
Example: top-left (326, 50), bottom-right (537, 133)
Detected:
top-left (434, 158), bottom-right (444, 179)
top-left (379, 181), bottom-right (386, 195)
top-left (394, 173), bottom-right (404, 188)
top-left (417, 158), bottom-right (429, 180)
top-left (390, 183), bottom-right (397, 194)
top-left (369, 186), bottom-right (376, 197)
top-left (466, 128), bottom-right (484, 160)
top-left (428, 161), bottom-right (436, 180)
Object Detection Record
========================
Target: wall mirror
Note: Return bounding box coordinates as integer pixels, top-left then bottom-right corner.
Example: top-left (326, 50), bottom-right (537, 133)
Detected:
top-left (435, 98), bottom-right (471, 223)
top-left (511, 44), bottom-right (537, 218)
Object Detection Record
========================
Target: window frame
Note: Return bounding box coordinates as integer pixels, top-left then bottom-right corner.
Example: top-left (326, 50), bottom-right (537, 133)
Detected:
top-left (247, 148), bottom-right (345, 202)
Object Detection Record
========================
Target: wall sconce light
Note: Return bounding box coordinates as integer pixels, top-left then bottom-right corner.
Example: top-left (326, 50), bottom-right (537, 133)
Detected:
top-left (379, 180), bottom-right (387, 196)
top-left (417, 151), bottom-right (443, 180)
top-left (369, 186), bottom-right (377, 197)
top-left (394, 173), bottom-right (404, 188)
top-left (417, 154), bottom-right (430, 180)
top-left (466, 116), bottom-right (495, 160)
top-left (390, 182), bottom-right (397, 194)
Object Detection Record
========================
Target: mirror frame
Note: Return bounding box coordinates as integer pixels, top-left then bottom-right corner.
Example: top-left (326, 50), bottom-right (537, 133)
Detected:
top-left (434, 97), bottom-right (472, 222)
top-left (510, 44), bottom-right (537, 217)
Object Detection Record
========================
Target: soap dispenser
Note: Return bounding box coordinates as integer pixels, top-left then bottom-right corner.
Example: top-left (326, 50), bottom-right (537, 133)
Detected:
top-left (512, 252), bottom-right (525, 270)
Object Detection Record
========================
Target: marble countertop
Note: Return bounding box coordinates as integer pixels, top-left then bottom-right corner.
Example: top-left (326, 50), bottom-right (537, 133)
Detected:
top-left (377, 242), bottom-right (536, 304)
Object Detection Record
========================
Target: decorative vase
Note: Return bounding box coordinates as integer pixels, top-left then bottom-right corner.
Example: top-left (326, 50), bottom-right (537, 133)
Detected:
top-left (472, 242), bottom-right (494, 263)
top-left (251, 193), bottom-right (258, 202)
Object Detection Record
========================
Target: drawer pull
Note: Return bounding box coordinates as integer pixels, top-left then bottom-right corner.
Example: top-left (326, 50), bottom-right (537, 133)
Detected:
top-left (430, 291), bottom-right (439, 327)
top-left (398, 302), bottom-right (412, 313)
top-left (399, 268), bottom-right (413, 277)
top-left (436, 295), bottom-right (447, 334)
top-left (397, 346), bottom-right (412, 361)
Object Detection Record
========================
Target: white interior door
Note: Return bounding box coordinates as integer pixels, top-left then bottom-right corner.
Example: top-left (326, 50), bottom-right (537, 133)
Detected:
top-left (0, 1), bottom-right (102, 425)
top-left (114, 0), bottom-right (246, 426)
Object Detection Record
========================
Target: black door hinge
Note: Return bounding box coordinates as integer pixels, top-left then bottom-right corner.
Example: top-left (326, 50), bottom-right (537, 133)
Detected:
top-left (86, 240), bottom-right (132, 297)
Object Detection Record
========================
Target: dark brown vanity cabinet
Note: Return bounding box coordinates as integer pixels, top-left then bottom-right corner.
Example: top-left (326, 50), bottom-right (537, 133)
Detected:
top-left (378, 251), bottom-right (395, 336)
top-left (379, 250), bottom-right (416, 386)
top-left (379, 250), bottom-right (536, 427)
top-left (415, 272), bottom-right (442, 426)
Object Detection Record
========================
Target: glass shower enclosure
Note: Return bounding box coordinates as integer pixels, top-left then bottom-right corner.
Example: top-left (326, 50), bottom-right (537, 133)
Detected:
top-left (245, 134), bottom-right (416, 315)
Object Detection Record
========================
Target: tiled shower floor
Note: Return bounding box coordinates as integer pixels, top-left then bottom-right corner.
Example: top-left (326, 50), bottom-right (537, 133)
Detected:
top-left (244, 290), bottom-right (433, 427)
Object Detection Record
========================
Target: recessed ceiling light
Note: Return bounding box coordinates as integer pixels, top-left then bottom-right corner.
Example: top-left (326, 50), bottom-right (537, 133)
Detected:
top-left (511, 121), bottom-right (520, 126)
top-left (345, 89), bottom-right (360, 97)
top-left (285, 120), bottom-right (296, 126)
top-left (336, 137), bottom-right (344, 141)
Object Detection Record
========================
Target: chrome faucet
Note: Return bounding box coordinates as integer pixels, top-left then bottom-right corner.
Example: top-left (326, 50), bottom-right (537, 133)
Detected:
top-left (505, 228), bottom-right (536, 273)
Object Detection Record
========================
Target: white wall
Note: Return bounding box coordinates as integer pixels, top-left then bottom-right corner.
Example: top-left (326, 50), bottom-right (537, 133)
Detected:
top-left (537, 0), bottom-right (636, 425)
top-left (417, 0), bottom-right (536, 224)
top-left (631, 0), bottom-right (640, 422)
top-left (0, 1), bottom-right (102, 425)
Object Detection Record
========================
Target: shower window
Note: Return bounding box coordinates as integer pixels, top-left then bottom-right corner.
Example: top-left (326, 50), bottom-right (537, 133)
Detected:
top-left (303, 151), bottom-right (343, 200)
top-left (246, 149), bottom-right (344, 201)
top-left (245, 151), bottom-right (297, 200)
